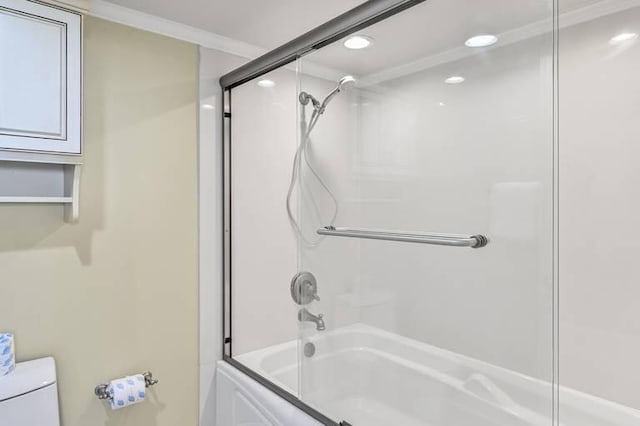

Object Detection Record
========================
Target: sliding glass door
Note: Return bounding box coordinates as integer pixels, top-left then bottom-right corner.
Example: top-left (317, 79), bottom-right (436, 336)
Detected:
top-left (294, 1), bottom-right (556, 424)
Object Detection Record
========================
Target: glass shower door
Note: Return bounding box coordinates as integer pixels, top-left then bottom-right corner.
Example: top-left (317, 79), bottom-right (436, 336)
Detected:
top-left (293, 0), bottom-right (557, 424)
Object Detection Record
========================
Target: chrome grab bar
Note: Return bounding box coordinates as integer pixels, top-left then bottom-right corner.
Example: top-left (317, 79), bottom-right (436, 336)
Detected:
top-left (317, 226), bottom-right (489, 248)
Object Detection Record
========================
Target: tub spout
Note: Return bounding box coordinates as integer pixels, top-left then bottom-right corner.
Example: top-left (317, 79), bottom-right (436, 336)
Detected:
top-left (298, 308), bottom-right (325, 331)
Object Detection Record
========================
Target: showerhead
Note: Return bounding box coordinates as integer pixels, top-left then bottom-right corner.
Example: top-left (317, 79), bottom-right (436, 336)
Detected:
top-left (299, 75), bottom-right (357, 115)
top-left (337, 75), bottom-right (357, 90)
top-left (318, 75), bottom-right (356, 114)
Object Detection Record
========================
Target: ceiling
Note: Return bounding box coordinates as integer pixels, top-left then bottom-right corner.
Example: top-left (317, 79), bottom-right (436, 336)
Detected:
top-left (104, 0), bottom-right (631, 80)
top-left (308, 0), bottom-right (619, 77)
top-left (103, 0), bottom-right (367, 50)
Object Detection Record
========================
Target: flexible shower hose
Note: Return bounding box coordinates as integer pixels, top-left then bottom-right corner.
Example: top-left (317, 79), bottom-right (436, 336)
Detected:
top-left (286, 107), bottom-right (338, 247)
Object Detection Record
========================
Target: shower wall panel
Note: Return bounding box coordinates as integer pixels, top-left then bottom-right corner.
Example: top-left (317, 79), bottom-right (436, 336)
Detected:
top-left (559, 4), bottom-right (640, 410)
top-left (230, 65), bottom-right (358, 357)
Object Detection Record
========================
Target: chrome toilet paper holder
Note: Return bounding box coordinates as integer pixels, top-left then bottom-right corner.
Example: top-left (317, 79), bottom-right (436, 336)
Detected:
top-left (94, 371), bottom-right (158, 400)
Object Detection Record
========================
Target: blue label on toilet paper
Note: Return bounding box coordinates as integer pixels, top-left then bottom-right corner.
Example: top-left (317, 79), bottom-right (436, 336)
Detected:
top-left (2, 355), bottom-right (14, 367)
top-left (0, 333), bottom-right (15, 377)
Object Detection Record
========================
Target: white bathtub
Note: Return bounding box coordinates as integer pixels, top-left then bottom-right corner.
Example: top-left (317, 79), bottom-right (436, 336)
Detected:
top-left (230, 323), bottom-right (640, 426)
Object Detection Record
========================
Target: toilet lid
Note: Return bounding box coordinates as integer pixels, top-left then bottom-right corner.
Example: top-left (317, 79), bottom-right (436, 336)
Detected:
top-left (0, 357), bottom-right (56, 401)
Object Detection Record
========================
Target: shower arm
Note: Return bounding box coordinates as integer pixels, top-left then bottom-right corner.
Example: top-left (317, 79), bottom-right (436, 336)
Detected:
top-left (299, 75), bottom-right (356, 115)
top-left (299, 92), bottom-right (320, 110)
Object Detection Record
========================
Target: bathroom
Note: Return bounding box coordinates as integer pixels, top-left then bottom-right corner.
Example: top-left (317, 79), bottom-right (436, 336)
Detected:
top-left (0, 0), bottom-right (638, 425)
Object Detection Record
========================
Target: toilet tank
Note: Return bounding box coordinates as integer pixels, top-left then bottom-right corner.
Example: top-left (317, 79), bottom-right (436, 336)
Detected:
top-left (0, 357), bottom-right (60, 426)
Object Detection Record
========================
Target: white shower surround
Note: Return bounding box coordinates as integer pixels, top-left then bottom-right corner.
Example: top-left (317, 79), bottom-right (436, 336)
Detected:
top-left (220, 0), bottom-right (640, 422)
top-left (229, 324), bottom-right (640, 426)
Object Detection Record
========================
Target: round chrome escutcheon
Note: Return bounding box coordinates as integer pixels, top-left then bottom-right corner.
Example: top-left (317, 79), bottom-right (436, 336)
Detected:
top-left (290, 271), bottom-right (319, 305)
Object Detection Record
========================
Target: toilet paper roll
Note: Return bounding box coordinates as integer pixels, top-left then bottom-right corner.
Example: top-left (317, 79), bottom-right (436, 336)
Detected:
top-left (107, 374), bottom-right (146, 410)
top-left (0, 333), bottom-right (15, 377)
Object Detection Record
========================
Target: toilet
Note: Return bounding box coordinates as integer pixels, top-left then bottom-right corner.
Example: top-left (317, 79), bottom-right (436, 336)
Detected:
top-left (0, 357), bottom-right (60, 425)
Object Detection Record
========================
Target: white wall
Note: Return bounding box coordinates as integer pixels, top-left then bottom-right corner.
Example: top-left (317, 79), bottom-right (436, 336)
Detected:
top-left (229, 66), bottom-right (358, 357)
top-left (559, 5), bottom-right (640, 410)
top-left (342, 30), bottom-right (555, 380)
top-left (198, 47), bottom-right (249, 425)
top-left (229, 66), bottom-right (300, 356)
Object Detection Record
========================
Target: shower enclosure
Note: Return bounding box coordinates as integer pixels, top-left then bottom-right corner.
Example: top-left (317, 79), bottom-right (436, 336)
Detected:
top-left (219, 0), bottom-right (640, 425)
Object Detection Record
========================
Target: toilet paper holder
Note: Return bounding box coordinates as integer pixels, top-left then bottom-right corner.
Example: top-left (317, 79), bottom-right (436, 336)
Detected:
top-left (94, 371), bottom-right (158, 400)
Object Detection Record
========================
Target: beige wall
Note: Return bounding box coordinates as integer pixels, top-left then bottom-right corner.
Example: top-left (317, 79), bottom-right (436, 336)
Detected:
top-left (0, 17), bottom-right (199, 426)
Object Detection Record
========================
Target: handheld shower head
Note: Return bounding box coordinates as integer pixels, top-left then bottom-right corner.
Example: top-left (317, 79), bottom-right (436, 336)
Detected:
top-left (319, 75), bottom-right (356, 113)
top-left (337, 75), bottom-right (357, 89)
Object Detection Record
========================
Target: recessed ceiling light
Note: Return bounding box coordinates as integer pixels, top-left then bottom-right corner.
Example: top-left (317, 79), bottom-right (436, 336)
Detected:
top-left (439, 102), bottom-right (445, 107)
top-left (201, 104), bottom-right (214, 110)
top-left (257, 79), bottom-right (276, 88)
top-left (610, 32), bottom-right (638, 44)
top-left (444, 76), bottom-right (465, 84)
top-left (344, 35), bottom-right (373, 50)
top-left (465, 34), bottom-right (498, 48)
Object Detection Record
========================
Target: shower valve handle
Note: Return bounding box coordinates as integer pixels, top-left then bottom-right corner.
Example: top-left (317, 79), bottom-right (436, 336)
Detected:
top-left (291, 271), bottom-right (320, 305)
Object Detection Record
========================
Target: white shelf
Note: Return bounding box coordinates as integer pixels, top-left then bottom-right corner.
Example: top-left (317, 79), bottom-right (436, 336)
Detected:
top-left (0, 162), bottom-right (81, 223)
top-left (0, 149), bottom-right (82, 165)
top-left (0, 196), bottom-right (73, 203)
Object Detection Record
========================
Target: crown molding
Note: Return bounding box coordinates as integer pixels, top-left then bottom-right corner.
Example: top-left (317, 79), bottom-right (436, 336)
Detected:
top-left (88, 0), bottom-right (347, 81)
top-left (89, 0), bottom-right (265, 59)
top-left (560, 0), bottom-right (640, 27)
